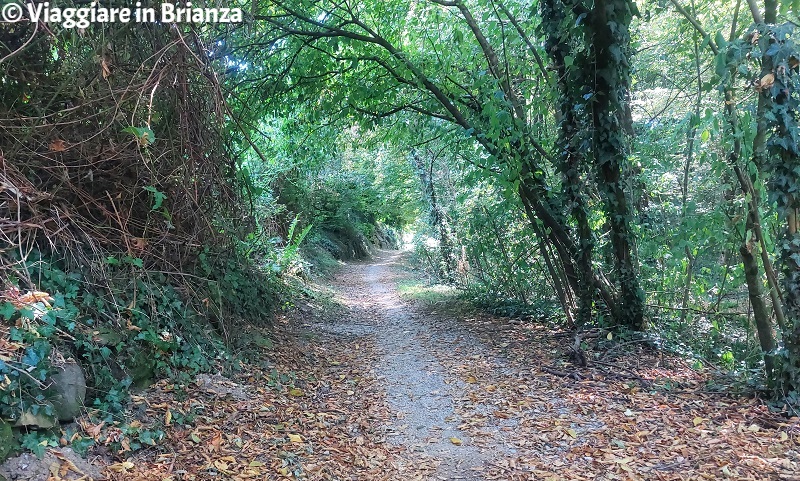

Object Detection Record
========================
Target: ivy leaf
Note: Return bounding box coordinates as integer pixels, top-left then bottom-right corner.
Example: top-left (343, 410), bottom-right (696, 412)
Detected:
top-left (714, 52), bottom-right (729, 78)
top-left (143, 186), bottom-right (167, 210)
top-left (714, 31), bottom-right (727, 50)
top-left (22, 348), bottom-right (42, 367)
top-left (0, 301), bottom-right (16, 320)
top-left (766, 43), bottom-right (781, 56)
top-left (122, 126), bottom-right (155, 146)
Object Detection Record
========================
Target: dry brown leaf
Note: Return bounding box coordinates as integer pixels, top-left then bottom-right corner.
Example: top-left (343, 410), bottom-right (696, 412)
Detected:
top-left (758, 73), bottom-right (775, 91)
top-left (100, 57), bottom-right (112, 78)
top-left (49, 139), bottom-right (67, 152)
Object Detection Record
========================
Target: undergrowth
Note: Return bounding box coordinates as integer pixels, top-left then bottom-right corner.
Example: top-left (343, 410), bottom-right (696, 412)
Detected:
top-left (0, 245), bottom-right (282, 460)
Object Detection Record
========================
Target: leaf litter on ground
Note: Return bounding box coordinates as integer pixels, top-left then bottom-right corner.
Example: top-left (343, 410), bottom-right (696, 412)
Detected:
top-left (97, 252), bottom-right (799, 480)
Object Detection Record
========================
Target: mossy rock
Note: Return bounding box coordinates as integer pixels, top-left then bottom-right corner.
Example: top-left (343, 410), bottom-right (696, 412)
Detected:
top-left (0, 419), bottom-right (13, 462)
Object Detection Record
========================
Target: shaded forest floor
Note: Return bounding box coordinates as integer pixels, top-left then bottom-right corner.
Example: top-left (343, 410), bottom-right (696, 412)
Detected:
top-left (71, 251), bottom-right (800, 479)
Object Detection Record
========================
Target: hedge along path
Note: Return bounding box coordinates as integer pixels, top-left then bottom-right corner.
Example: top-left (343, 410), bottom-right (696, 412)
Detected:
top-left (104, 250), bottom-right (799, 480)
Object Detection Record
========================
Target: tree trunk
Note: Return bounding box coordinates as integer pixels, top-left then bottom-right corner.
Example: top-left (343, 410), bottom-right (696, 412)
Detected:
top-left (679, 21), bottom-right (703, 324)
top-left (412, 151), bottom-right (456, 282)
top-left (752, 14), bottom-right (800, 393)
top-left (542, 0), bottom-right (594, 327)
top-left (741, 237), bottom-right (776, 378)
top-left (532, 222), bottom-right (575, 327)
top-left (587, 0), bottom-right (646, 330)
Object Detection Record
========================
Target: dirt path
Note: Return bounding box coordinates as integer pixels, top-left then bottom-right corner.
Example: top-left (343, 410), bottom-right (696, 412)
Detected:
top-left (318, 251), bottom-right (499, 479)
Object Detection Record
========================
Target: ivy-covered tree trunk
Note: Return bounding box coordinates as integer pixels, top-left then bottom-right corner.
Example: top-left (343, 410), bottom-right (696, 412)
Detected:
top-left (757, 21), bottom-right (800, 394)
top-left (412, 150), bottom-right (457, 283)
top-left (769, 71), bottom-right (800, 394)
top-left (585, 0), bottom-right (646, 330)
top-left (712, 1), bottom-right (783, 384)
top-left (542, 0), bottom-right (594, 327)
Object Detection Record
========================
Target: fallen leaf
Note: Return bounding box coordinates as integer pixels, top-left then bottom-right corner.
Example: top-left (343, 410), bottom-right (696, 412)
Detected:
top-left (49, 139), bottom-right (67, 152)
top-left (449, 437), bottom-right (463, 445)
top-left (107, 461), bottom-right (135, 473)
top-left (132, 237), bottom-right (147, 250)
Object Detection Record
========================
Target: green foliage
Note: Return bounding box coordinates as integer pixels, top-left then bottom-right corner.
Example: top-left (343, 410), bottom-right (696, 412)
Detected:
top-left (19, 431), bottom-right (60, 459)
top-left (253, 125), bottom-right (417, 263)
top-left (280, 216), bottom-right (313, 269)
top-left (142, 186), bottom-right (167, 211)
top-left (121, 126), bottom-right (156, 146)
top-left (0, 307), bottom-right (54, 422)
top-left (0, 245), bottom-right (276, 439)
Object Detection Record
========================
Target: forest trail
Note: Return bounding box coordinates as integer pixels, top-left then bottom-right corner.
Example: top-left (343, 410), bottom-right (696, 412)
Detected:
top-left (94, 250), bottom-right (798, 481)
top-left (317, 250), bottom-right (504, 479)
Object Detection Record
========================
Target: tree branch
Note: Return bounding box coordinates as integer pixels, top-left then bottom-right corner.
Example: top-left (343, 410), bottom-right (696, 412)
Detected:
top-left (668, 0), bottom-right (719, 55)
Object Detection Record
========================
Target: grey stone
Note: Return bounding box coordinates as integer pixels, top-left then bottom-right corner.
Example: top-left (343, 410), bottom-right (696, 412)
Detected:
top-left (47, 362), bottom-right (86, 422)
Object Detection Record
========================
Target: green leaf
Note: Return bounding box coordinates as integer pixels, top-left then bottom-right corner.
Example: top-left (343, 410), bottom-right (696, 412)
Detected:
top-left (714, 52), bottom-right (728, 77)
top-left (122, 126), bottom-right (155, 146)
top-left (22, 348), bottom-right (42, 367)
top-left (0, 302), bottom-right (16, 320)
top-left (714, 31), bottom-right (727, 49)
top-left (143, 186), bottom-right (167, 210)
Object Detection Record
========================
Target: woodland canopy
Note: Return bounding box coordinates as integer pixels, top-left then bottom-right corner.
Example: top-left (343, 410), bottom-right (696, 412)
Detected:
top-left (2, 0), bottom-right (800, 464)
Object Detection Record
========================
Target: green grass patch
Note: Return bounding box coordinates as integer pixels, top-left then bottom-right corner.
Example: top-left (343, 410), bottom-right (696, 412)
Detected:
top-left (395, 278), bottom-right (459, 304)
